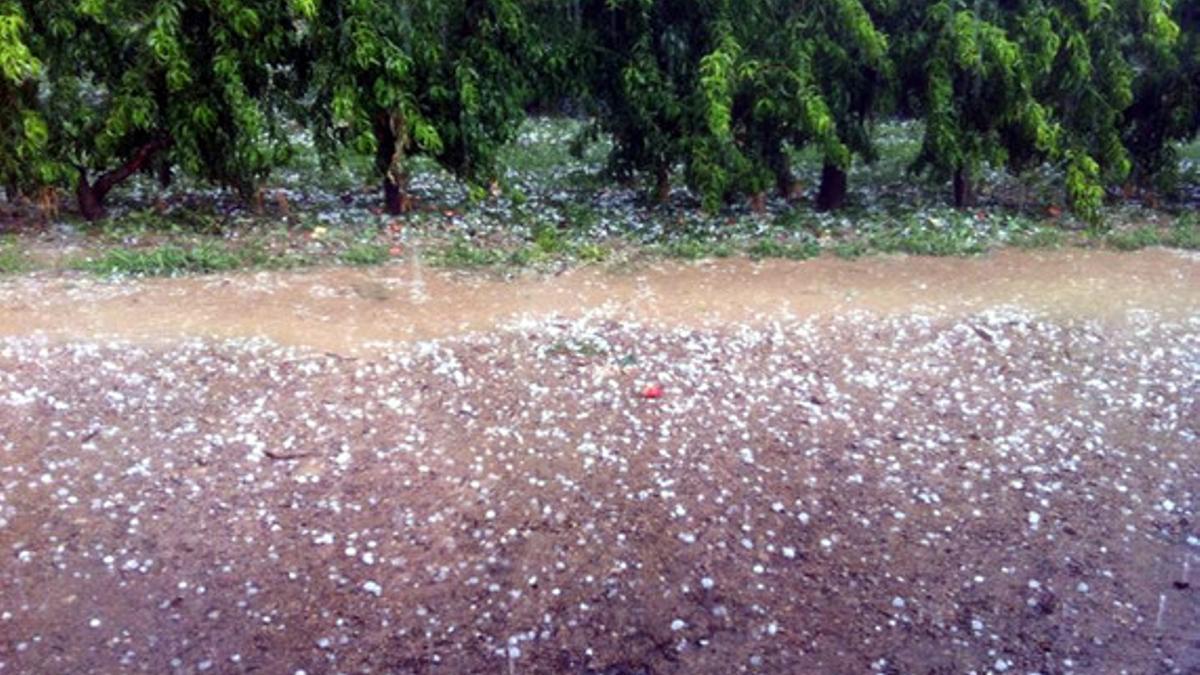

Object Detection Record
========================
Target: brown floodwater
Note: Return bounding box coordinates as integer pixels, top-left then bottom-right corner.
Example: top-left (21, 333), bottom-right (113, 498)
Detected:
top-left (0, 248), bottom-right (1197, 353)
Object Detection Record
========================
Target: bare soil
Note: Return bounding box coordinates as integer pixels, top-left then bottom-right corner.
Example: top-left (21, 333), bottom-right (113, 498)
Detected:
top-left (0, 250), bottom-right (1198, 674)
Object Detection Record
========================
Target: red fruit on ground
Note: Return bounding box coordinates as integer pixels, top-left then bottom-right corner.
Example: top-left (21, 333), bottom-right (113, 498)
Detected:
top-left (641, 384), bottom-right (664, 399)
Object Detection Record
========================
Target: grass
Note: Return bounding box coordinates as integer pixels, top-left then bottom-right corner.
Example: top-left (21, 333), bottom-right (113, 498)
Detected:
top-left (660, 238), bottom-right (737, 261)
top-left (832, 240), bottom-right (872, 259)
top-left (78, 243), bottom-right (245, 276)
top-left (864, 215), bottom-right (989, 257)
top-left (1011, 226), bottom-right (1066, 250)
top-left (746, 238), bottom-right (821, 261)
top-left (340, 242), bottom-right (390, 266)
top-left (1165, 217), bottom-right (1200, 249)
top-left (1106, 226), bottom-right (1163, 251)
top-left (427, 239), bottom-right (507, 268)
top-left (0, 237), bottom-right (30, 274)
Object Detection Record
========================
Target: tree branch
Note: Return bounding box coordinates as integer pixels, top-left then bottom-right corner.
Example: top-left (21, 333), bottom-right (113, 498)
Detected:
top-left (92, 136), bottom-right (173, 203)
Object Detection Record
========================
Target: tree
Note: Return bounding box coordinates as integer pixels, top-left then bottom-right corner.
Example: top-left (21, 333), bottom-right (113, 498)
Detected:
top-left (552, 0), bottom-right (891, 212)
top-left (567, 0), bottom-right (729, 206)
top-left (1031, 0), bottom-right (1179, 217)
top-left (881, 1), bottom-right (1059, 208)
top-left (304, 0), bottom-right (530, 215)
top-left (12, 0), bottom-right (312, 220)
top-left (0, 1), bottom-right (49, 202)
top-left (1116, 0), bottom-right (1196, 192)
top-left (724, 0), bottom-right (891, 211)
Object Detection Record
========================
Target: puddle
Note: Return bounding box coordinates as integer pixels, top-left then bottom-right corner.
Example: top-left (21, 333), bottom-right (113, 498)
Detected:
top-left (0, 248), bottom-right (1196, 354)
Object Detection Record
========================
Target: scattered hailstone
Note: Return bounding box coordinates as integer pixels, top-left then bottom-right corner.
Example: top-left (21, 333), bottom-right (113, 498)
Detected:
top-left (701, 577), bottom-right (715, 590)
top-left (1028, 511), bottom-right (1041, 529)
top-left (670, 619), bottom-right (687, 631)
top-left (1161, 500), bottom-right (1176, 512)
top-left (362, 581), bottom-right (383, 597)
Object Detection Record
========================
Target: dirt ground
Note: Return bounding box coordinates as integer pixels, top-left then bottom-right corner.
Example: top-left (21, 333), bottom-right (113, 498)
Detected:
top-left (0, 250), bottom-right (1198, 674)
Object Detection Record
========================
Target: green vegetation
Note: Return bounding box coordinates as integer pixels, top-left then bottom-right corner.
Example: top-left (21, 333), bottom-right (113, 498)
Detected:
top-left (78, 244), bottom-right (245, 277)
top-left (340, 242), bottom-right (390, 267)
top-left (1106, 226), bottom-right (1163, 251)
top-left (0, 236), bottom-right (29, 274)
top-left (2, 2), bottom-right (1200, 277)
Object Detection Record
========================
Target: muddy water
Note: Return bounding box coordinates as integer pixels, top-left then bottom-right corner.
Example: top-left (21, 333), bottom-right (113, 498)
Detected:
top-left (0, 248), bottom-right (1197, 353)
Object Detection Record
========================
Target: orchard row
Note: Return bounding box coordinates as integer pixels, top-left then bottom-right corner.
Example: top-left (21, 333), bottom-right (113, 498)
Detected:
top-left (1, 1), bottom-right (1195, 222)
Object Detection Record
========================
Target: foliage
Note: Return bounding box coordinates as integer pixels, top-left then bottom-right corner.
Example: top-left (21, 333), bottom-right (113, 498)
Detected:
top-left (304, 0), bottom-right (531, 214)
top-left (6, 0), bottom-right (313, 219)
top-left (3, 0), bottom-right (1200, 226)
top-left (0, 1), bottom-right (47, 196)
top-left (1122, 0), bottom-right (1200, 193)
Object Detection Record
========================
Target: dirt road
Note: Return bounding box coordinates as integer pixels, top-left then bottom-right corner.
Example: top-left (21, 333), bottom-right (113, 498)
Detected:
top-left (0, 250), bottom-right (1197, 674)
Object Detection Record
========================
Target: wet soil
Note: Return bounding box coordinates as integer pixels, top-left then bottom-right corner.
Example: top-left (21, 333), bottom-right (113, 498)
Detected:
top-left (0, 250), bottom-right (1198, 674)
top-left (0, 248), bottom-right (1197, 354)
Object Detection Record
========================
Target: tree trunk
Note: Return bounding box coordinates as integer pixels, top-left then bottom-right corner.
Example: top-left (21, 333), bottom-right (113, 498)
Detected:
top-left (75, 137), bottom-right (172, 221)
top-left (76, 176), bottom-right (105, 222)
top-left (816, 163), bottom-right (848, 212)
top-left (775, 165), bottom-right (797, 201)
top-left (749, 191), bottom-right (767, 213)
top-left (374, 115), bottom-right (410, 216)
top-left (953, 167), bottom-right (974, 208)
top-left (383, 176), bottom-right (407, 216)
top-left (770, 149), bottom-right (798, 201)
top-left (654, 165), bottom-right (671, 205)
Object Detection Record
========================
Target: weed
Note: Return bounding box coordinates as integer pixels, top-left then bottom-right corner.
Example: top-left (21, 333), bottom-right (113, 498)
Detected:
top-left (832, 240), bottom-right (871, 259)
top-left (428, 239), bottom-right (506, 268)
top-left (1011, 226), bottom-right (1065, 249)
top-left (1106, 226), bottom-right (1162, 251)
top-left (0, 237), bottom-right (30, 274)
top-left (562, 202), bottom-right (601, 232)
top-left (507, 245), bottom-right (549, 267)
top-left (662, 238), bottom-right (735, 261)
top-left (870, 215), bottom-right (988, 256)
top-left (80, 243), bottom-right (243, 276)
top-left (575, 242), bottom-right (609, 263)
top-left (532, 223), bottom-right (568, 255)
top-left (341, 242), bottom-right (390, 266)
top-left (746, 238), bottom-right (821, 261)
top-left (1164, 216), bottom-right (1200, 250)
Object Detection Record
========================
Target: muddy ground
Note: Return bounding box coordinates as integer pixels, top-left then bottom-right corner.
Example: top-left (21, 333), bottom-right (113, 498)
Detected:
top-left (1, 250), bottom-right (1198, 674)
